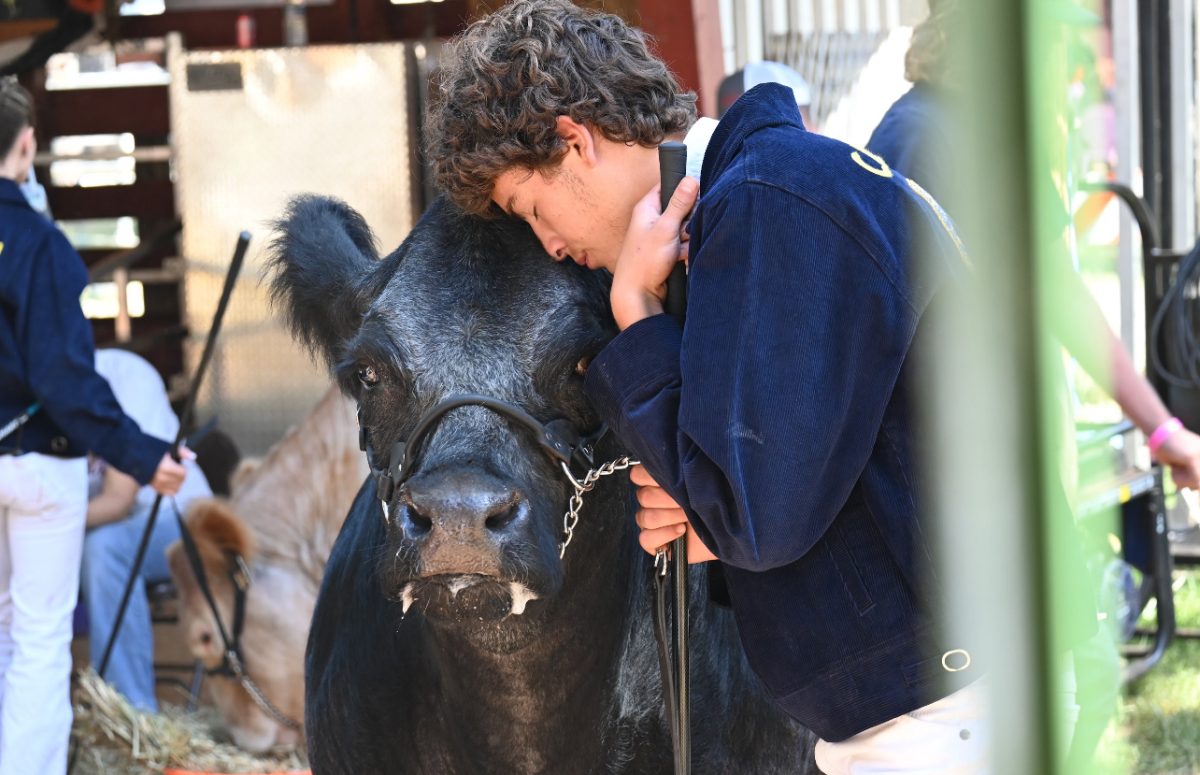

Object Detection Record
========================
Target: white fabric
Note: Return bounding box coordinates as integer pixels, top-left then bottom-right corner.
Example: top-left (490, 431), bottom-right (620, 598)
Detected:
top-left (93, 349), bottom-right (209, 514)
top-left (94, 348), bottom-right (178, 440)
top-left (0, 453), bottom-right (87, 775)
top-left (683, 116), bottom-right (719, 182)
top-left (18, 167), bottom-right (50, 220)
top-left (814, 680), bottom-right (990, 775)
top-left (743, 60), bottom-right (813, 106)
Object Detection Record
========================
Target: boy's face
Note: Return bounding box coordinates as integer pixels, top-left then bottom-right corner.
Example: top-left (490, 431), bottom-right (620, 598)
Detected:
top-left (490, 118), bottom-right (658, 273)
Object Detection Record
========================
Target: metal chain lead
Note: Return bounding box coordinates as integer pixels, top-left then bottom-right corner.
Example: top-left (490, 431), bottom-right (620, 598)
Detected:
top-left (559, 456), bottom-right (639, 558)
top-left (227, 650), bottom-right (303, 730)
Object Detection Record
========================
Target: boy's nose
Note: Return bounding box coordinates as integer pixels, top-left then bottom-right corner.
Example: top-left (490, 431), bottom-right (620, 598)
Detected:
top-left (531, 225), bottom-right (568, 261)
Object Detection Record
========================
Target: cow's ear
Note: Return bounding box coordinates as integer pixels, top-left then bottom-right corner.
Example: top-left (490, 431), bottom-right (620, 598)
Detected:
top-left (268, 195), bottom-right (379, 370)
top-left (184, 498), bottom-right (257, 562)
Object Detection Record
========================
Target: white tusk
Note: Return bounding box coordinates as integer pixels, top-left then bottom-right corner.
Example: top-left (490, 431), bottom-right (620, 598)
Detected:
top-left (508, 582), bottom-right (538, 616)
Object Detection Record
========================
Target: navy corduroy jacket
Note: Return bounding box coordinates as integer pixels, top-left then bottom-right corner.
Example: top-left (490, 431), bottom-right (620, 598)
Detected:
top-left (866, 81), bottom-right (952, 210)
top-left (0, 178), bottom-right (168, 484)
top-left (585, 84), bottom-right (971, 741)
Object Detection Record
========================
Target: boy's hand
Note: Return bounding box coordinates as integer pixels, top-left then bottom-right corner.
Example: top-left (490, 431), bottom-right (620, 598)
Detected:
top-left (630, 464), bottom-right (718, 563)
top-left (149, 447), bottom-right (192, 496)
top-left (1155, 426), bottom-right (1200, 490)
top-left (611, 177), bottom-right (699, 330)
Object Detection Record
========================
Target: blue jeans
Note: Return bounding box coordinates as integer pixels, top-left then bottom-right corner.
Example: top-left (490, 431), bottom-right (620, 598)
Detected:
top-left (80, 501), bottom-right (182, 712)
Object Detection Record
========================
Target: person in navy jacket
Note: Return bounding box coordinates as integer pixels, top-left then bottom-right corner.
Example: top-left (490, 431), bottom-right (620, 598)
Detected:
top-left (426, 2), bottom-right (987, 772)
top-left (0, 77), bottom-right (186, 775)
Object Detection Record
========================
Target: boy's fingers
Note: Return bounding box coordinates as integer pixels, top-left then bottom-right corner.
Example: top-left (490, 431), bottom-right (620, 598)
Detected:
top-left (629, 464), bottom-right (656, 486)
top-left (635, 507), bottom-right (688, 530)
top-left (639, 524), bottom-right (687, 556)
top-left (659, 177), bottom-right (699, 229)
top-left (637, 486), bottom-right (681, 509)
top-left (632, 185), bottom-right (663, 220)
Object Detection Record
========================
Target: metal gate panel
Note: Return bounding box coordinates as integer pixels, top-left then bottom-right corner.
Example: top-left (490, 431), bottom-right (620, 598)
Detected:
top-left (718, 0), bottom-right (923, 128)
top-left (169, 37), bottom-right (415, 455)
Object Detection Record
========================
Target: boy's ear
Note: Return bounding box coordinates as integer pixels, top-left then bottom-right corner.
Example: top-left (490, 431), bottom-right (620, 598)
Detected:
top-left (18, 126), bottom-right (35, 158)
top-left (9, 127), bottom-right (34, 180)
top-left (17, 128), bottom-right (36, 181)
top-left (554, 115), bottom-right (598, 167)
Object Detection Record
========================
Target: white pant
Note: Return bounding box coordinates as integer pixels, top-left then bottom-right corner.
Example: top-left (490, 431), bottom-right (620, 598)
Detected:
top-left (0, 454), bottom-right (87, 775)
top-left (815, 680), bottom-right (989, 775)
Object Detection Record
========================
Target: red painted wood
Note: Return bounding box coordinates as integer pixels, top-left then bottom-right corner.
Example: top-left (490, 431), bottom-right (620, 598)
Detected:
top-left (117, 0), bottom-right (471, 50)
top-left (39, 86), bottom-right (170, 136)
top-left (48, 180), bottom-right (175, 220)
top-left (635, 0), bottom-right (709, 115)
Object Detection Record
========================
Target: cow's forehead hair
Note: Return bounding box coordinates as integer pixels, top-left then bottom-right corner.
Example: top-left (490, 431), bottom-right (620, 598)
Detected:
top-left (363, 242), bottom-right (598, 400)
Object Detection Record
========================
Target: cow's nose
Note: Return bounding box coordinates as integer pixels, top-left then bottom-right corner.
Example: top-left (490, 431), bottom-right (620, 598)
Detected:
top-left (400, 468), bottom-right (524, 538)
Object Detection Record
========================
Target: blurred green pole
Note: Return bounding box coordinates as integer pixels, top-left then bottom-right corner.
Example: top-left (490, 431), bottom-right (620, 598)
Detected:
top-left (1026, 1), bottom-right (1123, 772)
top-left (925, 0), bottom-right (1126, 771)
top-left (923, 1), bottom-right (1060, 772)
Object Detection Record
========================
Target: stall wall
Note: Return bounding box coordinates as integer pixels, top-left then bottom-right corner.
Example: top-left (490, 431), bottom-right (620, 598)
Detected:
top-left (170, 37), bottom-right (416, 454)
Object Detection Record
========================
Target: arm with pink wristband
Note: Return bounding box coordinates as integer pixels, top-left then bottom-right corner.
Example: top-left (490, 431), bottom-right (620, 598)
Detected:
top-left (1148, 417), bottom-right (1185, 456)
top-left (1145, 415), bottom-right (1200, 490)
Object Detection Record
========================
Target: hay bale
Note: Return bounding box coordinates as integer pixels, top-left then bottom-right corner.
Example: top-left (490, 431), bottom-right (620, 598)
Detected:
top-left (71, 669), bottom-right (308, 775)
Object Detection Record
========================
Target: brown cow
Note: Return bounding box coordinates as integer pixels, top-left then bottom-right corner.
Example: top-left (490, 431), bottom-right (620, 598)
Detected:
top-left (167, 386), bottom-right (367, 753)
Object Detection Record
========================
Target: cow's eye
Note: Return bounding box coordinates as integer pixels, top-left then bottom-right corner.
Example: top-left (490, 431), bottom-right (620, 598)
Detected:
top-left (358, 365), bottom-right (379, 387)
top-left (574, 356), bottom-right (591, 377)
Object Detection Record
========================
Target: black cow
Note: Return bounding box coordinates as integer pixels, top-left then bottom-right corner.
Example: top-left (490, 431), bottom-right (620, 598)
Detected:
top-left (269, 195), bottom-right (817, 774)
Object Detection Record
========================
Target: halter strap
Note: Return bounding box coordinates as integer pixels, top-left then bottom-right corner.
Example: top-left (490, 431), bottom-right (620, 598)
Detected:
top-left (361, 393), bottom-right (607, 505)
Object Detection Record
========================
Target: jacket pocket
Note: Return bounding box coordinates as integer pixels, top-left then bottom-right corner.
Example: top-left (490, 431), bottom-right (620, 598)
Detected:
top-left (823, 517), bottom-right (875, 615)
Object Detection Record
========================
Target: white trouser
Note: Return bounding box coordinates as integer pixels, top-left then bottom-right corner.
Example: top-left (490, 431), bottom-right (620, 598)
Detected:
top-left (0, 454), bottom-right (87, 775)
top-left (815, 680), bottom-right (990, 775)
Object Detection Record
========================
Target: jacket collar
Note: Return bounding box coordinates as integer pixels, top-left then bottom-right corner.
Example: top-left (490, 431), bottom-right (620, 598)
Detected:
top-left (699, 83), bottom-right (805, 195)
top-left (0, 178), bottom-right (33, 210)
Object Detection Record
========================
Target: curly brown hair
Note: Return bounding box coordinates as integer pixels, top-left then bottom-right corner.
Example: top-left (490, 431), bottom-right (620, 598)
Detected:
top-left (425, 0), bottom-right (697, 216)
top-left (905, 0), bottom-right (956, 86)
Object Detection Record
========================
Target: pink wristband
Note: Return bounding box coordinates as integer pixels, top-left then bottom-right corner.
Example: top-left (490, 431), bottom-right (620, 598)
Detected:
top-left (1148, 417), bottom-right (1184, 455)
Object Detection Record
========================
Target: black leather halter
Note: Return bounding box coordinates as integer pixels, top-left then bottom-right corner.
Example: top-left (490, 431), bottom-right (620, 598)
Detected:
top-left (172, 506), bottom-right (302, 730)
top-left (360, 393), bottom-right (609, 511)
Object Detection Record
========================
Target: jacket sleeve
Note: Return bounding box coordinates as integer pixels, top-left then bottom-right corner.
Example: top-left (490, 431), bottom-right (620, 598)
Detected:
top-left (19, 231), bottom-right (169, 484)
top-left (585, 183), bottom-right (918, 570)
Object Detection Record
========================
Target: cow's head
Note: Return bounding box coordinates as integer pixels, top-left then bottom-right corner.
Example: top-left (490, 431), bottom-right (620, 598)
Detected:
top-left (168, 499), bottom-right (256, 671)
top-left (168, 499), bottom-right (307, 752)
top-left (269, 196), bottom-right (618, 631)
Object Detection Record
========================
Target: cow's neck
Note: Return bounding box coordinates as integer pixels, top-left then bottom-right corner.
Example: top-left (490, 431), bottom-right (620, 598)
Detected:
top-left (421, 482), bottom-right (638, 773)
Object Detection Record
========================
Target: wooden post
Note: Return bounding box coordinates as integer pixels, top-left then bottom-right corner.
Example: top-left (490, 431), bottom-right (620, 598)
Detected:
top-left (636, 0), bottom-right (723, 117)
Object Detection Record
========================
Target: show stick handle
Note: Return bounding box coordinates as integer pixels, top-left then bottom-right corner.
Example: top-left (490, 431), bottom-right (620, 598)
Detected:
top-left (172, 230), bottom-right (251, 462)
top-left (658, 141), bottom-right (688, 325)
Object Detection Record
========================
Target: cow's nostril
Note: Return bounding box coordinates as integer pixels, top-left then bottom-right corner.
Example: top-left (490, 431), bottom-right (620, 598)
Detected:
top-left (406, 506), bottom-right (433, 537)
top-left (484, 503), bottom-right (519, 532)
top-left (200, 632), bottom-right (213, 645)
